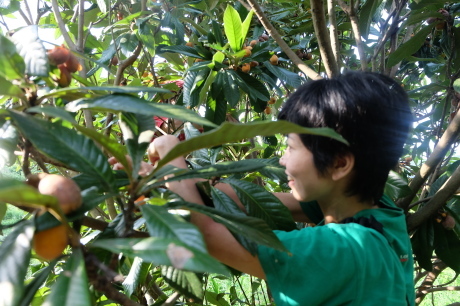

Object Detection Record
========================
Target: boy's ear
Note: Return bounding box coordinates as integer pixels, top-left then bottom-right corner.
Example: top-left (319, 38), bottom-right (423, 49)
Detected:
top-left (331, 153), bottom-right (354, 181)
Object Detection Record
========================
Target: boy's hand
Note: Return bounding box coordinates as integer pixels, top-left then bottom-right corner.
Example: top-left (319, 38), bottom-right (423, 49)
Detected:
top-left (108, 155), bottom-right (154, 177)
top-left (148, 135), bottom-right (181, 162)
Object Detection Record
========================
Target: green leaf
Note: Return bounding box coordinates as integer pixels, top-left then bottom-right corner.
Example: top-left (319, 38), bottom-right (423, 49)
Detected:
top-left (387, 24), bottom-right (434, 67)
top-left (11, 25), bottom-right (49, 77)
top-left (120, 113), bottom-right (155, 179)
top-left (140, 204), bottom-right (207, 252)
top-left (411, 219), bottom-right (434, 271)
top-left (166, 201), bottom-right (289, 253)
top-left (211, 187), bottom-right (258, 254)
top-left (0, 119), bottom-right (18, 169)
top-left (19, 260), bottom-right (58, 306)
top-left (9, 111), bottom-right (116, 192)
top-left (0, 178), bottom-right (58, 209)
top-left (257, 158), bottom-right (288, 184)
top-left (0, 75), bottom-right (25, 98)
top-left (161, 266), bottom-right (203, 302)
top-left (66, 94), bottom-right (216, 128)
top-left (358, 0), bottom-right (383, 39)
top-left (454, 78), bottom-right (460, 93)
top-left (90, 237), bottom-right (230, 276)
top-left (232, 70), bottom-right (270, 101)
top-left (384, 171), bottom-right (412, 200)
top-left (241, 9), bottom-right (254, 42)
top-left (263, 61), bottom-right (302, 88)
top-left (224, 178), bottom-right (296, 231)
top-left (223, 5), bottom-right (243, 52)
top-left (212, 20), bottom-right (225, 47)
top-left (160, 45), bottom-right (206, 59)
top-left (147, 159), bottom-right (267, 190)
top-left (205, 291), bottom-right (231, 306)
top-left (0, 220), bottom-right (34, 306)
top-left (433, 221), bottom-right (460, 273)
top-left (37, 86), bottom-right (171, 104)
top-left (96, 0), bottom-right (107, 13)
top-left (0, 34), bottom-right (25, 80)
top-left (43, 249), bottom-right (92, 306)
top-left (122, 257), bottom-right (144, 297)
top-left (156, 120), bottom-right (348, 171)
top-left (199, 70), bottom-right (218, 105)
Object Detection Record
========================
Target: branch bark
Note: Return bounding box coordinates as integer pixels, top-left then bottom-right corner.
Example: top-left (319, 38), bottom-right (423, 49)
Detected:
top-left (327, 0), bottom-right (340, 68)
top-left (51, 0), bottom-right (77, 50)
top-left (245, 0), bottom-right (322, 80)
top-left (407, 163), bottom-right (460, 231)
top-left (398, 107), bottom-right (460, 211)
top-left (311, 0), bottom-right (340, 78)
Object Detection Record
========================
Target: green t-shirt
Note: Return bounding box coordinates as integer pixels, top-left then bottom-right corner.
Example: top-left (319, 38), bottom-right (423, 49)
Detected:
top-left (257, 196), bottom-right (415, 306)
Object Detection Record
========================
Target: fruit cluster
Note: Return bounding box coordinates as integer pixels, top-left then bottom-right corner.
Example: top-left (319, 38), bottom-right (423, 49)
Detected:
top-left (27, 173), bottom-right (82, 260)
top-left (47, 45), bottom-right (82, 87)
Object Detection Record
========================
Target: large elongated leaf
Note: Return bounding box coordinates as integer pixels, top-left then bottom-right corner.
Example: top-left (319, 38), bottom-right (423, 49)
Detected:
top-left (211, 187), bottom-right (258, 254)
top-left (0, 119), bottom-right (18, 169)
top-left (12, 25), bottom-right (49, 77)
top-left (411, 219), bottom-right (434, 271)
top-left (241, 9), bottom-right (254, 42)
top-left (27, 106), bottom-right (130, 175)
top-left (162, 266), bottom-right (203, 302)
top-left (221, 70), bottom-right (239, 107)
top-left (9, 111), bottom-right (116, 191)
top-left (120, 113), bottom-right (155, 180)
top-left (387, 24), bottom-right (434, 67)
top-left (223, 5), bottom-right (243, 52)
top-left (228, 70), bottom-right (269, 101)
top-left (224, 178), bottom-right (296, 231)
top-left (0, 34), bottom-right (25, 80)
top-left (433, 222), bottom-right (460, 273)
top-left (122, 257), bottom-right (146, 297)
top-left (43, 249), bottom-right (92, 306)
top-left (358, 0), bottom-right (383, 39)
top-left (263, 62), bottom-right (302, 88)
top-left (0, 220), bottom-right (34, 306)
top-left (37, 86), bottom-right (171, 104)
top-left (146, 159), bottom-right (267, 190)
top-left (90, 237), bottom-right (230, 276)
top-left (0, 75), bottom-right (25, 98)
top-left (66, 94), bottom-right (216, 128)
top-left (384, 171), bottom-right (412, 200)
top-left (155, 120), bottom-right (348, 171)
top-left (140, 204), bottom-right (207, 252)
top-left (166, 201), bottom-right (288, 252)
top-left (20, 260), bottom-right (58, 306)
top-left (160, 45), bottom-right (206, 59)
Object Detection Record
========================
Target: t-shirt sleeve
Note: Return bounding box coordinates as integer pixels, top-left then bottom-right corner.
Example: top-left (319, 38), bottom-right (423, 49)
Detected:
top-left (257, 227), bottom-right (357, 305)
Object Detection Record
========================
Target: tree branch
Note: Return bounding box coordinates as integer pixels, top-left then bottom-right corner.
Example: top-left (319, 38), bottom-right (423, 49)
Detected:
top-left (398, 106), bottom-right (460, 211)
top-left (51, 0), bottom-right (76, 50)
top-left (327, 0), bottom-right (340, 68)
top-left (407, 163), bottom-right (460, 231)
top-left (245, 0), bottom-right (322, 80)
top-left (415, 260), bottom-right (447, 304)
top-left (311, 0), bottom-right (339, 78)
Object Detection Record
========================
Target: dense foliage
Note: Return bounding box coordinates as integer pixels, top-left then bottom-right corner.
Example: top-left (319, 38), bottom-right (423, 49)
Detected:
top-left (1, 0), bottom-right (460, 305)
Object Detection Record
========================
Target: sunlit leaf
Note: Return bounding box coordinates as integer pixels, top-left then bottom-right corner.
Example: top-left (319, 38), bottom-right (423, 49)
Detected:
top-left (223, 5), bottom-right (243, 52)
top-left (0, 220), bottom-right (34, 306)
top-left (12, 25), bottom-right (49, 76)
top-left (0, 34), bottom-right (25, 80)
top-left (162, 266), bottom-right (203, 302)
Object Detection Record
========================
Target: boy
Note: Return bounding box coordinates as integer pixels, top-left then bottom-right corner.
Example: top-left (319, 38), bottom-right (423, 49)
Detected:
top-left (144, 71), bottom-right (415, 305)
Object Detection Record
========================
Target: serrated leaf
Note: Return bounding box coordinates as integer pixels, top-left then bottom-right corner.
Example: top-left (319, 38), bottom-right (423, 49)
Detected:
top-left (257, 158), bottom-right (288, 184)
top-left (224, 5), bottom-right (243, 52)
top-left (160, 45), bottom-right (205, 59)
top-left (166, 201), bottom-right (289, 252)
top-left (12, 25), bottom-right (49, 77)
top-left (224, 178), bottom-right (296, 231)
top-left (140, 204), bottom-right (207, 253)
top-left (161, 266), bottom-right (203, 302)
top-left (358, 0), bottom-right (383, 39)
top-left (120, 113), bottom-right (155, 179)
top-left (411, 219), bottom-right (434, 271)
top-left (263, 61), bottom-right (302, 88)
top-left (155, 121), bottom-right (347, 171)
top-left (384, 171), bottom-right (412, 200)
top-left (0, 34), bottom-right (25, 80)
top-left (90, 237), bottom-right (230, 276)
top-left (387, 24), bottom-right (434, 67)
top-left (66, 94), bottom-right (216, 128)
top-left (9, 111), bottom-right (116, 192)
top-left (43, 249), bottom-right (92, 306)
top-left (211, 187), bottom-right (258, 254)
top-left (0, 220), bottom-right (34, 306)
top-left (228, 70), bottom-right (269, 101)
top-left (433, 221), bottom-right (460, 273)
top-left (221, 71), bottom-right (239, 107)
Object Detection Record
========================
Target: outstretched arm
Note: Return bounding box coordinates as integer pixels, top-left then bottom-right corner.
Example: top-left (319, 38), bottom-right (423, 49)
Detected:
top-left (150, 135), bottom-right (266, 279)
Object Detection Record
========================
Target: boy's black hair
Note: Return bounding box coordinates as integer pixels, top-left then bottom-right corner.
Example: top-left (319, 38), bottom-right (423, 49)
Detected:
top-left (278, 71), bottom-right (412, 203)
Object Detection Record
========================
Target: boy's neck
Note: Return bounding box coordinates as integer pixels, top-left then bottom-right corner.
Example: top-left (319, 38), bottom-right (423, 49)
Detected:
top-left (319, 195), bottom-right (376, 224)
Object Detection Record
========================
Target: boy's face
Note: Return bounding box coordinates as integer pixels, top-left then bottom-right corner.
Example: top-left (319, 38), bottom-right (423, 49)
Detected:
top-left (280, 134), bottom-right (333, 202)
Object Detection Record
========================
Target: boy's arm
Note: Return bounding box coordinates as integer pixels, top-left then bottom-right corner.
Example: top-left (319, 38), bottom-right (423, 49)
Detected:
top-left (151, 135), bottom-right (266, 279)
